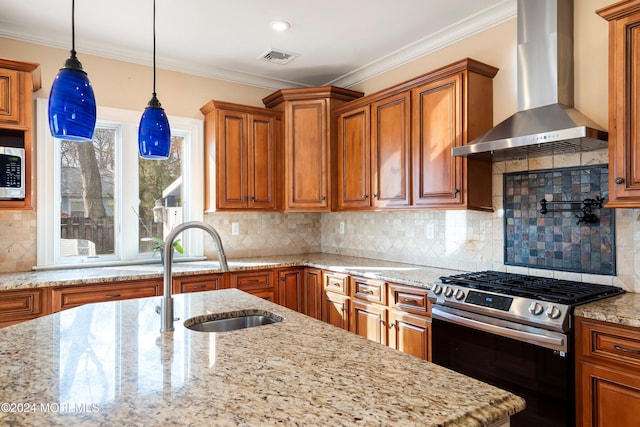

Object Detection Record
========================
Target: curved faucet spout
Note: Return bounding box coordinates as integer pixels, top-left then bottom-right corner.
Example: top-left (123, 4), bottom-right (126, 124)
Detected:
top-left (161, 221), bottom-right (229, 332)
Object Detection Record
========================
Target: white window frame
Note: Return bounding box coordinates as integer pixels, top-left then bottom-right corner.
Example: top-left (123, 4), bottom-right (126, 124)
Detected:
top-left (35, 98), bottom-right (205, 269)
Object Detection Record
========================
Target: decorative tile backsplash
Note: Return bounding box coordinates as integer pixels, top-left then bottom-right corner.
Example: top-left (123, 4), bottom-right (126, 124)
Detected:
top-left (504, 165), bottom-right (615, 275)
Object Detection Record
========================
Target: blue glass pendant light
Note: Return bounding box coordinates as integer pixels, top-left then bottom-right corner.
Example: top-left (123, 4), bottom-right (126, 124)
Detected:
top-left (138, 0), bottom-right (171, 159)
top-left (48, 0), bottom-right (97, 142)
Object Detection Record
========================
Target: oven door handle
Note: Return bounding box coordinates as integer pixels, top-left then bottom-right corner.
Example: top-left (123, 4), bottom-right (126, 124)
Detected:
top-left (432, 307), bottom-right (566, 351)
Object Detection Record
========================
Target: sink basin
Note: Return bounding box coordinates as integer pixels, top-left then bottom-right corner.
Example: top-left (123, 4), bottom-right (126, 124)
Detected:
top-left (184, 310), bottom-right (283, 333)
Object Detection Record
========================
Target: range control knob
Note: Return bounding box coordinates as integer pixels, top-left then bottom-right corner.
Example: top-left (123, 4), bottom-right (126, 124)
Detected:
top-left (546, 305), bottom-right (562, 319)
top-left (431, 284), bottom-right (442, 295)
top-left (528, 302), bottom-right (544, 316)
top-left (454, 289), bottom-right (465, 300)
top-left (444, 286), bottom-right (454, 298)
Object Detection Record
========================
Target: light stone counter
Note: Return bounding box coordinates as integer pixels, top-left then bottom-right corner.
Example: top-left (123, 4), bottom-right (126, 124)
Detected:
top-left (0, 253), bottom-right (459, 291)
top-left (0, 289), bottom-right (524, 426)
top-left (575, 292), bottom-right (640, 328)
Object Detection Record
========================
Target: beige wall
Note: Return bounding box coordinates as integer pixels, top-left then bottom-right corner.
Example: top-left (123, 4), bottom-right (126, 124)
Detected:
top-left (0, 37), bottom-right (273, 115)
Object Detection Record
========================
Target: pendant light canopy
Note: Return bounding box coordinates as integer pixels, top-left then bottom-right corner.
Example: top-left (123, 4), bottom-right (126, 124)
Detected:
top-left (138, 0), bottom-right (171, 159)
top-left (48, 0), bottom-right (97, 142)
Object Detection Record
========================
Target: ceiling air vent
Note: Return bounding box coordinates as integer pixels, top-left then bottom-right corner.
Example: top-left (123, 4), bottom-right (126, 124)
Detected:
top-left (259, 48), bottom-right (297, 65)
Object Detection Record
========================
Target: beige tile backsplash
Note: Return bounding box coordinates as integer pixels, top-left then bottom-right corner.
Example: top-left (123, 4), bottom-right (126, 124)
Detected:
top-left (4, 149), bottom-right (640, 292)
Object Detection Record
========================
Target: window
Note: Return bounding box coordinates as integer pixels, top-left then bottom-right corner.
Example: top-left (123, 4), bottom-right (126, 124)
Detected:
top-left (36, 99), bottom-right (204, 269)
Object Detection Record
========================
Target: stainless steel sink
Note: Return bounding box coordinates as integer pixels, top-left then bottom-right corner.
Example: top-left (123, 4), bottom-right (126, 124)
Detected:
top-left (184, 310), bottom-right (283, 333)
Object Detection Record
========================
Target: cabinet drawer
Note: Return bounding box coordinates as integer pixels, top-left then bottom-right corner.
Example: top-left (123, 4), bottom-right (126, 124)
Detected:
top-left (351, 277), bottom-right (386, 304)
top-left (230, 270), bottom-right (274, 292)
top-left (578, 317), bottom-right (640, 369)
top-left (0, 288), bottom-right (48, 322)
top-left (388, 284), bottom-right (430, 316)
top-left (51, 280), bottom-right (161, 312)
top-left (324, 271), bottom-right (349, 295)
top-left (174, 273), bottom-right (226, 294)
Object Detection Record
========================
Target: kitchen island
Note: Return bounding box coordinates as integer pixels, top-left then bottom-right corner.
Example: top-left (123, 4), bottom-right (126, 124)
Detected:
top-left (0, 288), bottom-right (524, 426)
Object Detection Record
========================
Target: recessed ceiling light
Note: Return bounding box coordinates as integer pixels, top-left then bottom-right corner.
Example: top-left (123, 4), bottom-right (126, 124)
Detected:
top-left (270, 20), bottom-right (290, 32)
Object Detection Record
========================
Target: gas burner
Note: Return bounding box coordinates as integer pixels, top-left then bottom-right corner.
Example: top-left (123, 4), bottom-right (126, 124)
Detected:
top-left (439, 271), bottom-right (624, 305)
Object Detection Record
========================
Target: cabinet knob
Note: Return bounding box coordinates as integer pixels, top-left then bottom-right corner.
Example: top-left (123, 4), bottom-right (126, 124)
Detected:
top-left (615, 177), bottom-right (624, 184)
top-left (373, 193), bottom-right (378, 199)
top-left (388, 322), bottom-right (395, 329)
top-left (363, 194), bottom-right (368, 200)
top-left (454, 188), bottom-right (460, 196)
top-left (251, 196), bottom-right (255, 201)
top-left (321, 196), bottom-right (327, 201)
top-left (339, 306), bottom-right (345, 312)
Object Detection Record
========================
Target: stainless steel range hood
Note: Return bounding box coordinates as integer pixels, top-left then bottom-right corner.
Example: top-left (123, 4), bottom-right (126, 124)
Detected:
top-left (452, 0), bottom-right (608, 161)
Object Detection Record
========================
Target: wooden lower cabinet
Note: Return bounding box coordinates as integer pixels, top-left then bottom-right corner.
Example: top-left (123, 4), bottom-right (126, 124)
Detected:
top-left (303, 268), bottom-right (323, 320)
top-left (277, 268), bottom-right (304, 312)
top-left (576, 316), bottom-right (640, 427)
top-left (323, 291), bottom-right (350, 330)
top-left (0, 288), bottom-right (50, 328)
top-left (230, 269), bottom-right (276, 301)
top-left (51, 279), bottom-right (162, 312)
top-left (351, 299), bottom-right (387, 345)
top-left (387, 283), bottom-right (431, 361)
top-left (388, 310), bottom-right (431, 361)
top-left (173, 273), bottom-right (226, 294)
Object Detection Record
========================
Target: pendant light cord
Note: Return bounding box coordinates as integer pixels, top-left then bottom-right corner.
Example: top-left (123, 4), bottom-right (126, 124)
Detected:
top-left (71, 0), bottom-right (76, 57)
top-left (152, 0), bottom-right (157, 97)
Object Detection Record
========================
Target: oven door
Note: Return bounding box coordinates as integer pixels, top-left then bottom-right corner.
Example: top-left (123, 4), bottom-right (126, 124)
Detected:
top-left (432, 305), bottom-right (573, 427)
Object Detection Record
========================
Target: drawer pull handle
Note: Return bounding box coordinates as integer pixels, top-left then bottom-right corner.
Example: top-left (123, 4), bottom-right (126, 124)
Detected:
top-left (614, 344), bottom-right (640, 354)
top-left (402, 298), bottom-right (418, 303)
top-left (105, 294), bottom-right (121, 298)
top-left (360, 288), bottom-right (375, 294)
top-left (193, 285), bottom-right (206, 289)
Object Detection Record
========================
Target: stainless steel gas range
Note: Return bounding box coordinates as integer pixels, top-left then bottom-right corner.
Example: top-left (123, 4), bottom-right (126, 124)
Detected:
top-left (428, 271), bottom-right (624, 427)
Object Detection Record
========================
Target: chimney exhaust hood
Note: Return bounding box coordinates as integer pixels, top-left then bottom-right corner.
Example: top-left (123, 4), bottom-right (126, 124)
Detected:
top-left (452, 0), bottom-right (608, 161)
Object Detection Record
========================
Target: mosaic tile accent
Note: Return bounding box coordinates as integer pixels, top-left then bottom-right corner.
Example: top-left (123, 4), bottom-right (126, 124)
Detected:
top-left (503, 165), bottom-right (615, 275)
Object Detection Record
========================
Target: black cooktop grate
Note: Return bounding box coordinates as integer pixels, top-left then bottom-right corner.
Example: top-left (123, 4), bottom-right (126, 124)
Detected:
top-left (439, 270), bottom-right (624, 305)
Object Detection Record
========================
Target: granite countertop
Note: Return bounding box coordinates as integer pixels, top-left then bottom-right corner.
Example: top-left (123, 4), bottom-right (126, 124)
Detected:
top-left (575, 292), bottom-right (640, 329)
top-left (0, 289), bottom-right (525, 426)
top-left (0, 253), bottom-right (458, 291)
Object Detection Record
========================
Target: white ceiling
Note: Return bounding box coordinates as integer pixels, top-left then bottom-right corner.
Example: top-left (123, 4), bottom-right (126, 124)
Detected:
top-left (0, 0), bottom-right (515, 90)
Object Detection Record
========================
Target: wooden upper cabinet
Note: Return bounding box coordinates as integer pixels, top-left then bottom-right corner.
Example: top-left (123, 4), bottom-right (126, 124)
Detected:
top-left (371, 92), bottom-right (411, 208)
top-left (598, 1), bottom-right (640, 207)
top-left (412, 59), bottom-right (496, 210)
top-left (263, 87), bottom-right (364, 212)
top-left (200, 100), bottom-right (281, 211)
top-left (0, 58), bottom-right (41, 211)
top-left (337, 105), bottom-right (371, 209)
top-left (0, 68), bottom-right (21, 125)
top-left (337, 91), bottom-right (412, 210)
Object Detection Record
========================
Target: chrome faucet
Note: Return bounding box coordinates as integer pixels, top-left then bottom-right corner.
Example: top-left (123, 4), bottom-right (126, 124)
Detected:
top-left (161, 221), bottom-right (229, 332)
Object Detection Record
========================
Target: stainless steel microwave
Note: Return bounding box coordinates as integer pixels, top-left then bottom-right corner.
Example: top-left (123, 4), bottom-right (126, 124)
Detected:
top-left (0, 147), bottom-right (25, 200)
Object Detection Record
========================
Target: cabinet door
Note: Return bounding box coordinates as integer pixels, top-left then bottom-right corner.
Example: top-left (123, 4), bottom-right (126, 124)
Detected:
top-left (351, 299), bottom-right (387, 345)
top-left (285, 100), bottom-right (329, 210)
top-left (303, 268), bottom-right (323, 320)
top-left (412, 74), bottom-right (462, 207)
top-left (579, 363), bottom-right (640, 427)
top-left (248, 113), bottom-right (277, 209)
top-left (322, 291), bottom-right (349, 330)
top-left (599, 7), bottom-right (640, 207)
top-left (337, 105), bottom-right (371, 209)
top-left (371, 92), bottom-right (411, 208)
top-left (388, 310), bottom-right (431, 361)
top-left (0, 68), bottom-right (21, 125)
top-left (277, 268), bottom-right (304, 312)
top-left (217, 109), bottom-right (248, 209)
